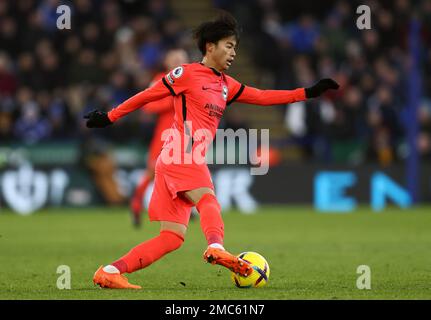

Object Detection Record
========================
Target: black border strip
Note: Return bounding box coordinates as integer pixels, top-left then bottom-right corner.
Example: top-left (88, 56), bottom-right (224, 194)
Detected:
top-left (162, 77), bottom-right (176, 96)
top-left (0, 300), bottom-right (423, 318)
top-left (227, 84), bottom-right (245, 105)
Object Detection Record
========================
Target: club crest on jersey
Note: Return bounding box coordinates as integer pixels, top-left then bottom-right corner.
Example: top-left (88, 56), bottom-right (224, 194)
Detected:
top-left (172, 66), bottom-right (184, 79)
top-left (222, 85), bottom-right (228, 101)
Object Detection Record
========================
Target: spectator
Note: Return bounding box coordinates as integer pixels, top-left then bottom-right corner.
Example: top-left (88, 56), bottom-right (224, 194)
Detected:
top-left (0, 52), bottom-right (17, 97)
top-left (13, 88), bottom-right (52, 144)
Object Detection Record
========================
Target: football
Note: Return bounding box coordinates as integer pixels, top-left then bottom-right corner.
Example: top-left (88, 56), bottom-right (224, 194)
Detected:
top-left (231, 252), bottom-right (270, 288)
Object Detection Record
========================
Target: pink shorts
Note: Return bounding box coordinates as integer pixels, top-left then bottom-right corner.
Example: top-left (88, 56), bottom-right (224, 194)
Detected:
top-left (148, 157), bottom-right (214, 226)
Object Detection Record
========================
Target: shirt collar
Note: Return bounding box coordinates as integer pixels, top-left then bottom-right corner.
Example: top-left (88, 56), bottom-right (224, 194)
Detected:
top-left (199, 62), bottom-right (222, 76)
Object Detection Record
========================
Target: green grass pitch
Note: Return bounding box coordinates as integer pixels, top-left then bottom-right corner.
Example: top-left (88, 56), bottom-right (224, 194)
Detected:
top-left (0, 206), bottom-right (430, 299)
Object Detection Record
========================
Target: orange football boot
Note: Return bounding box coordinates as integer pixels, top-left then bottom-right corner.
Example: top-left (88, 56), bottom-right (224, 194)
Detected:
top-left (93, 266), bottom-right (141, 289)
top-left (203, 247), bottom-right (252, 277)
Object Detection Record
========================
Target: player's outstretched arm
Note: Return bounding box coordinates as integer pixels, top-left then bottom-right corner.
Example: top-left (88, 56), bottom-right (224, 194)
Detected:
top-left (228, 78), bottom-right (339, 106)
top-left (84, 79), bottom-right (172, 128)
top-left (142, 96), bottom-right (173, 114)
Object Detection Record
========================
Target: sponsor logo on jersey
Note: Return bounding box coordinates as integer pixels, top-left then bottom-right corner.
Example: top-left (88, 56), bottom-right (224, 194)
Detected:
top-left (204, 103), bottom-right (224, 119)
top-left (166, 73), bottom-right (174, 84)
top-left (172, 66), bottom-right (184, 78)
top-left (222, 85), bottom-right (228, 101)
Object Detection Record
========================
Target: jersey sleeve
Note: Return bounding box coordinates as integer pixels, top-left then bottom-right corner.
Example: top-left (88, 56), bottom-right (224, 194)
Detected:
top-left (142, 96), bottom-right (173, 114)
top-left (107, 79), bottom-right (172, 122)
top-left (226, 76), bottom-right (245, 105)
top-left (161, 64), bottom-right (191, 96)
top-left (225, 75), bottom-right (306, 106)
top-left (142, 73), bottom-right (174, 114)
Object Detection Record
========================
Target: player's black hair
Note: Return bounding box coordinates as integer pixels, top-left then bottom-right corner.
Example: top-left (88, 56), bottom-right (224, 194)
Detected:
top-left (193, 11), bottom-right (240, 55)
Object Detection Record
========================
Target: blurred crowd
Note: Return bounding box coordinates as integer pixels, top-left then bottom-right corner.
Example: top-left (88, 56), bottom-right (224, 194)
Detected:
top-left (0, 0), bottom-right (194, 146)
top-left (218, 0), bottom-right (431, 164)
top-left (1, 0), bottom-right (431, 165)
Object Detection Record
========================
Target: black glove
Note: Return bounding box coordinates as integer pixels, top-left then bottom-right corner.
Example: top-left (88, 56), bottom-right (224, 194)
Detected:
top-left (305, 78), bottom-right (340, 98)
top-left (84, 110), bottom-right (113, 128)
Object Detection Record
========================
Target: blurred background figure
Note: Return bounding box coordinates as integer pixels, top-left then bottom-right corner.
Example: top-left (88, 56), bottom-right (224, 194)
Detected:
top-left (130, 48), bottom-right (189, 227)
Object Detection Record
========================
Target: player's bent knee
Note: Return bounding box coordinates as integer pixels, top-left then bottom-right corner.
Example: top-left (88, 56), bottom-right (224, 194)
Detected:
top-left (160, 220), bottom-right (187, 237)
top-left (184, 188), bottom-right (215, 205)
top-left (160, 230), bottom-right (185, 251)
top-left (196, 193), bottom-right (221, 213)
